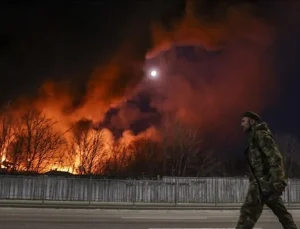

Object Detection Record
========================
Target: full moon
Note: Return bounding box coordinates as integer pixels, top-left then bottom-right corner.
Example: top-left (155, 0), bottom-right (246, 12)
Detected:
top-left (150, 70), bottom-right (157, 77)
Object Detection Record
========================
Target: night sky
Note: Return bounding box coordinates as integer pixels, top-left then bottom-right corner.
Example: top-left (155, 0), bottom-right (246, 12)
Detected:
top-left (1, 0), bottom-right (300, 157)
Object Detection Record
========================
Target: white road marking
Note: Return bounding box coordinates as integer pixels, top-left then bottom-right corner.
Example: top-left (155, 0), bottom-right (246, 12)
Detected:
top-left (122, 216), bottom-right (208, 220)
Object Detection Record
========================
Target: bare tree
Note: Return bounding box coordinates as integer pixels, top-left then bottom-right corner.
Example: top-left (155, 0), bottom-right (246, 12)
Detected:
top-left (192, 150), bottom-right (221, 177)
top-left (0, 102), bottom-right (15, 166)
top-left (72, 127), bottom-right (107, 175)
top-left (6, 109), bottom-right (67, 172)
top-left (220, 154), bottom-right (247, 177)
top-left (0, 113), bottom-right (14, 164)
top-left (51, 142), bottom-right (76, 173)
top-left (275, 133), bottom-right (300, 178)
top-left (160, 119), bottom-right (219, 177)
top-left (6, 134), bottom-right (26, 171)
top-left (103, 143), bottom-right (133, 177)
top-left (127, 138), bottom-right (163, 177)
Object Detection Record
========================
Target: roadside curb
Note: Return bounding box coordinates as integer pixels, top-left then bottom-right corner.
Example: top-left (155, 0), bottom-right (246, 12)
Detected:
top-left (0, 202), bottom-right (299, 210)
top-left (0, 204), bottom-right (240, 210)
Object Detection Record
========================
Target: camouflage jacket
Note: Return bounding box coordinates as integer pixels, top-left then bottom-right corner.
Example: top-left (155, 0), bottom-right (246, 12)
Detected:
top-left (244, 122), bottom-right (285, 185)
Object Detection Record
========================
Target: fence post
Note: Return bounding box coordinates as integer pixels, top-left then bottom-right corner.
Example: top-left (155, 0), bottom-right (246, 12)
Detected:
top-left (215, 178), bottom-right (218, 206)
top-left (175, 177), bottom-right (178, 207)
top-left (42, 175), bottom-right (47, 204)
top-left (133, 180), bottom-right (136, 206)
top-left (287, 179), bottom-right (290, 207)
top-left (106, 179), bottom-right (109, 202)
top-left (88, 176), bottom-right (92, 206)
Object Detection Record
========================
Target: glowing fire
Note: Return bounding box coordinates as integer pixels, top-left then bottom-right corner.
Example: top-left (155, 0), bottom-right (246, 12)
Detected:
top-left (0, 108), bottom-right (160, 174)
top-left (0, 154), bottom-right (5, 169)
top-left (51, 166), bottom-right (74, 174)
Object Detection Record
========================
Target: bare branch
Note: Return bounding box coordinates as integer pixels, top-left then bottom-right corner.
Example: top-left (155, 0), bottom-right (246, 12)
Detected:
top-left (160, 117), bottom-right (211, 177)
top-left (0, 113), bottom-right (14, 164)
top-left (103, 142), bottom-right (133, 177)
top-left (126, 138), bottom-right (163, 177)
top-left (6, 109), bottom-right (67, 173)
top-left (275, 133), bottom-right (300, 177)
top-left (71, 122), bottom-right (108, 175)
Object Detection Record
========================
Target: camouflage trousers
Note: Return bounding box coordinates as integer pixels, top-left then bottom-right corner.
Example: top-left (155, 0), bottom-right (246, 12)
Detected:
top-left (236, 182), bottom-right (298, 229)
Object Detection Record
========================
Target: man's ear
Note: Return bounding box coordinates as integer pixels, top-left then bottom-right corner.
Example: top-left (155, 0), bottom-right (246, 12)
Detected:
top-left (249, 119), bottom-right (256, 125)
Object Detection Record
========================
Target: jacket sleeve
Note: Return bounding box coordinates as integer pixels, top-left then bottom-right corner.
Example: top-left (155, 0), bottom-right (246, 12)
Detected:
top-left (256, 130), bottom-right (285, 181)
top-left (248, 170), bottom-right (255, 182)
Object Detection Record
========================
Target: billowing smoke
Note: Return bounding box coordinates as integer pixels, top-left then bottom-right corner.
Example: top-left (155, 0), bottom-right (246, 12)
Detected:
top-left (5, 0), bottom-right (300, 148)
top-left (141, 0), bottom-right (283, 143)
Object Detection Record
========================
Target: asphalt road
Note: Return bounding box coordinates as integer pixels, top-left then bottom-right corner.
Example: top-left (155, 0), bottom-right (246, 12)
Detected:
top-left (0, 208), bottom-right (299, 229)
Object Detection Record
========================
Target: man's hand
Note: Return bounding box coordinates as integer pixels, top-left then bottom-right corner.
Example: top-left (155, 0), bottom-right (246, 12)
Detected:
top-left (272, 180), bottom-right (287, 195)
top-left (259, 179), bottom-right (272, 196)
top-left (259, 179), bottom-right (287, 196)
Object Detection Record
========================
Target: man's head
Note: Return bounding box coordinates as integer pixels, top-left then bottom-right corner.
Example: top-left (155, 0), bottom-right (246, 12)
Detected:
top-left (241, 111), bottom-right (261, 132)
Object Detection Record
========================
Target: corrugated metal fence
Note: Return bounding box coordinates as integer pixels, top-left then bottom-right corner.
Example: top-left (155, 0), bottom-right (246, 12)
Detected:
top-left (0, 175), bottom-right (299, 204)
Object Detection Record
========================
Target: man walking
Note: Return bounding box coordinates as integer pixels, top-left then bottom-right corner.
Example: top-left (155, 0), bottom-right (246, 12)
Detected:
top-left (236, 111), bottom-right (298, 229)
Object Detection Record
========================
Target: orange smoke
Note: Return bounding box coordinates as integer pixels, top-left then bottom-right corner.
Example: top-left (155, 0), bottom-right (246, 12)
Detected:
top-left (147, 1), bottom-right (274, 58)
top-left (144, 0), bottom-right (279, 143)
